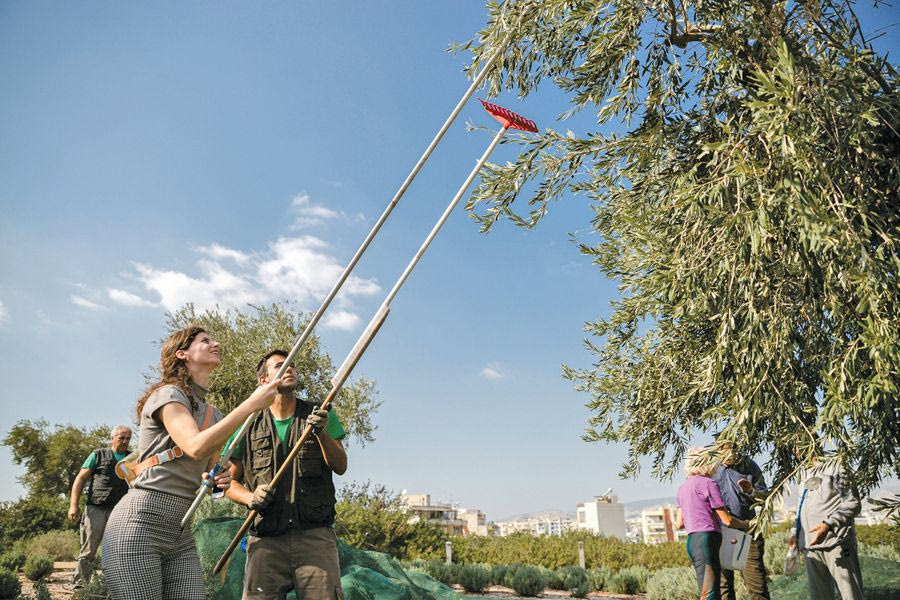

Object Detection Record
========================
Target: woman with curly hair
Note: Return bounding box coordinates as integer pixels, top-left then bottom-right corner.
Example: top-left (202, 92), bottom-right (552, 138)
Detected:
top-left (103, 326), bottom-right (282, 600)
top-left (675, 447), bottom-right (749, 600)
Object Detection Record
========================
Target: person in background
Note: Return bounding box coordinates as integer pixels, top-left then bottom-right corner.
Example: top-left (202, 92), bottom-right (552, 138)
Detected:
top-left (790, 457), bottom-right (863, 600)
top-left (676, 447), bottom-right (749, 600)
top-left (68, 425), bottom-right (132, 588)
top-left (712, 439), bottom-right (770, 600)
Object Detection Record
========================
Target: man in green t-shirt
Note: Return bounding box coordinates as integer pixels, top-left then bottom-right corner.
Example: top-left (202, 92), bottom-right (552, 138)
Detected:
top-left (68, 425), bottom-right (132, 587)
top-left (226, 349), bottom-right (347, 600)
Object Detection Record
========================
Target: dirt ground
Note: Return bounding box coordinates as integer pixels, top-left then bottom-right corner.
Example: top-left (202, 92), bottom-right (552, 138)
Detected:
top-left (18, 562), bottom-right (76, 600)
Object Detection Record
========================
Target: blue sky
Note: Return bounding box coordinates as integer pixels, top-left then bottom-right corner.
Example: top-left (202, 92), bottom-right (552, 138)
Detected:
top-left (1, 2), bottom-right (897, 521)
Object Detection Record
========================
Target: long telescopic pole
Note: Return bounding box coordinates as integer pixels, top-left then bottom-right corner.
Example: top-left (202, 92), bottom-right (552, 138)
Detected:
top-left (214, 122), bottom-right (513, 574)
top-left (179, 39), bottom-right (513, 530)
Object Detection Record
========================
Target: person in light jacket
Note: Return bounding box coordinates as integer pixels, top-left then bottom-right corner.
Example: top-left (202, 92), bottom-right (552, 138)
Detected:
top-left (790, 459), bottom-right (863, 600)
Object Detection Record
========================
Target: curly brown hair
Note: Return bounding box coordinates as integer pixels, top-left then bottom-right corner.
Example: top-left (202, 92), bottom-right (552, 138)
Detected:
top-left (135, 325), bottom-right (206, 423)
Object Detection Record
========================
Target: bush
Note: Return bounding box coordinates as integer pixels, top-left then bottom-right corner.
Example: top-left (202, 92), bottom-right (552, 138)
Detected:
top-left (26, 529), bottom-right (78, 562)
top-left (859, 543), bottom-right (900, 562)
top-left (490, 564), bottom-right (510, 585)
top-left (422, 560), bottom-right (455, 586)
top-left (559, 566), bottom-right (589, 597)
top-left (0, 551), bottom-right (25, 573)
top-left (588, 566), bottom-right (611, 591)
top-left (73, 573), bottom-right (109, 600)
top-left (23, 555), bottom-right (53, 581)
top-left (856, 523), bottom-right (900, 551)
top-left (608, 572), bottom-right (640, 595)
top-left (503, 563), bottom-right (527, 587)
top-left (541, 566), bottom-right (565, 590)
top-left (0, 495), bottom-right (70, 546)
top-left (33, 580), bottom-right (51, 600)
top-left (764, 529), bottom-right (792, 577)
top-left (616, 565), bottom-right (650, 592)
top-left (458, 564), bottom-right (492, 594)
top-left (645, 567), bottom-right (698, 600)
top-left (510, 565), bottom-right (545, 597)
top-left (0, 567), bottom-right (20, 599)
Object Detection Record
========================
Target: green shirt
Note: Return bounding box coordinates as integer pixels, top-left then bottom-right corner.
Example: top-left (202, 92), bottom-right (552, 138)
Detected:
top-left (225, 406), bottom-right (345, 456)
top-left (81, 450), bottom-right (129, 470)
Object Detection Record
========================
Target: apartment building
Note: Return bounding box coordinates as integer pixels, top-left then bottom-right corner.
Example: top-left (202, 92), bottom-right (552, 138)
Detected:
top-left (576, 494), bottom-right (627, 539)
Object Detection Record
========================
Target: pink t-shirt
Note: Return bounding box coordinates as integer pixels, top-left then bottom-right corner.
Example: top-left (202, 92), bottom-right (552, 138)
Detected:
top-left (677, 475), bottom-right (726, 533)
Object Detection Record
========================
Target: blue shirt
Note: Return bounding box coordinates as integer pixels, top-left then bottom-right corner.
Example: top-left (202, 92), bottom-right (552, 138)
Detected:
top-left (712, 458), bottom-right (767, 520)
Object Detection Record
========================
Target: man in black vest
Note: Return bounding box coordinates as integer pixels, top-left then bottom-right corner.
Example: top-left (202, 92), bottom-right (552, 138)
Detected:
top-left (68, 425), bottom-right (131, 587)
top-left (226, 349), bottom-right (347, 600)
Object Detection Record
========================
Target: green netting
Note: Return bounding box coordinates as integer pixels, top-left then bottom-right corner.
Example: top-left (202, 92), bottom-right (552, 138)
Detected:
top-left (193, 518), bottom-right (460, 600)
top-left (768, 556), bottom-right (900, 600)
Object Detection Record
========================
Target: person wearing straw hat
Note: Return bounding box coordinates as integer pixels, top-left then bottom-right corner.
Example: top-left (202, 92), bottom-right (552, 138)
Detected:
top-left (225, 349), bottom-right (347, 600)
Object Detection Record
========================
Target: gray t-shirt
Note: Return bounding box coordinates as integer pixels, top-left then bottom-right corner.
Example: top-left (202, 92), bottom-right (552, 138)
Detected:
top-left (134, 382), bottom-right (223, 499)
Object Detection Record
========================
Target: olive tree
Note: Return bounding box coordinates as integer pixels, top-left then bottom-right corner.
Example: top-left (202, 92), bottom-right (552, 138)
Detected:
top-left (165, 303), bottom-right (381, 447)
top-left (461, 0), bottom-right (898, 521)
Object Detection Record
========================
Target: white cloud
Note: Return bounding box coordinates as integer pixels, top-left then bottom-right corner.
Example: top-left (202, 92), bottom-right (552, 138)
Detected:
top-left (480, 363), bottom-right (504, 380)
top-left (107, 288), bottom-right (157, 308)
top-left (70, 295), bottom-right (105, 311)
top-left (125, 235), bottom-right (380, 330)
top-left (322, 310), bottom-right (361, 332)
top-left (195, 243), bottom-right (250, 265)
top-left (291, 194), bottom-right (340, 229)
top-left (0, 300), bottom-right (7, 324)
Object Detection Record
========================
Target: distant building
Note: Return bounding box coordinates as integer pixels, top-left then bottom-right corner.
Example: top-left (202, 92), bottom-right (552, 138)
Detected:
top-left (399, 493), bottom-right (466, 536)
top-left (576, 493), bottom-right (627, 539)
top-left (641, 505), bottom-right (685, 544)
top-left (494, 513), bottom-right (576, 537)
top-left (458, 508), bottom-right (489, 536)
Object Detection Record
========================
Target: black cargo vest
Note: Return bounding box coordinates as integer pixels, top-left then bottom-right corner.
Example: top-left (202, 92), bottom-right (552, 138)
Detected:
top-left (86, 448), bottom-right (129, 506)
top-left (242, 401), bottom-right (336, 536)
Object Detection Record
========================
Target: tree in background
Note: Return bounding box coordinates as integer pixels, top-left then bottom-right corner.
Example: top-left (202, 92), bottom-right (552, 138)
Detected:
top-left (1, 420), bottom-right (109, 543)
top-left (165, 302), bottom-right (381, 447)
top-left (3, 420), bottom-right (110, 499)
top-left (462, 0), bottom-right (898, 520)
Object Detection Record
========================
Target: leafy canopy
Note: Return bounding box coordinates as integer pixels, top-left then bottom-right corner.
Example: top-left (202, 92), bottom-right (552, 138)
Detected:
top-left (462, 0), bottom-right (898, 520)
top-left (3, 420), bottom-right (111, 498)
top-left (165, 303), bottom-right (381, 447)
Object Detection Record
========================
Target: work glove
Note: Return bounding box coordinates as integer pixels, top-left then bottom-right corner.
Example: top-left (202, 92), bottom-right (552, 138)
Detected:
top-left (249, 484), bottom-right (274, 510)
top-left (307, 405), bottom-right (329, 434)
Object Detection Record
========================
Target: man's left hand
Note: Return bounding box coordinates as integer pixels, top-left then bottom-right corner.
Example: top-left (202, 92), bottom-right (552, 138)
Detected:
top-left (809, 522), bottom-right (830, 546)
top-left (307, 406), bottom-right (329, 434)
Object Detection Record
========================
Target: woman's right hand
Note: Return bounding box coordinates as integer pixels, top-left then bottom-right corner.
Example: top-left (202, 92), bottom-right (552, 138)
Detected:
top-left (244, 378), bottom-right (283, 412)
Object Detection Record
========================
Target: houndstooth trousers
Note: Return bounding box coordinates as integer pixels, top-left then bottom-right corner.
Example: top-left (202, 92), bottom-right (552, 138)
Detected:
top-left (102, 489), bottom-right (205, 600)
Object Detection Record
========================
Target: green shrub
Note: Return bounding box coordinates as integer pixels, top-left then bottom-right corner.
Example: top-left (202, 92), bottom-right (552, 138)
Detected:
top-left (617, 565), bottom-right (650, 592)
top-left (0, 551), bottom-right (25, 573)
top-left (608, 572), bottom-right (640, 594)
top-left (457, 564), bottom-right (491, 594)
top-left (503, 563), bottom-right (526, 587)
top-left (33, 580), bottom-right (51, 600)
top-left (541, 566), bottom-right (565, 590)
top-left (23, 555), bottom-right (53, 581)
top-left (588, 566), bottom-right (611, 591)
top-left (646, 567), bottom-right (698, 600)
top-left (0, 567), bottom-right (21, 599)
top-left (490, 564), bottom-right (510, 585)
top-left (422, 560), bottom-right (455, 586)
top-left (0, 495), bottom-right (70, 547)
top-left (73, 573), bottom-right (109, 600)
top-left (510, 565), bottom-right (545, 597)
top-left (26, 529), bottom-right (78, 562)
top-left (559, 566), bottom-right (589, 597)
top-left (856, 523), bottom-right (900, 551)
top-left (764, 529), bottom-right (792, 577)
top-left (859, 543), bottom-right (900, 562)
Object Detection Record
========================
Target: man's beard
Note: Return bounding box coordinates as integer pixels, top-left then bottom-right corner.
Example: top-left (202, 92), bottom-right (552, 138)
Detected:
top-left (277, 382), bottom-right (298, 394)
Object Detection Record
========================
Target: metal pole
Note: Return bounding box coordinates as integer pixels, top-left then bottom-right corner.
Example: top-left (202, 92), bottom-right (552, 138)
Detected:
top-left (214, 122), bottom-right (512, 572)
top-left (180, 41), bottom-right (513, 530)
top-left (578, 541), bottom-right (585, 569)
top-left (445, 541), bottom-right (453, 565)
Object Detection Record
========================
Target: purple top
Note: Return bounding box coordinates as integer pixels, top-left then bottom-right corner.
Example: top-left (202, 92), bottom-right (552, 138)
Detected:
top-left (677, 475), bottom-right (726, 533)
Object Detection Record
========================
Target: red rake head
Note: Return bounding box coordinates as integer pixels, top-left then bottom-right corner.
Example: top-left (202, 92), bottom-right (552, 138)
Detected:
top-left (479, 99), bottom-right (538, 133)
